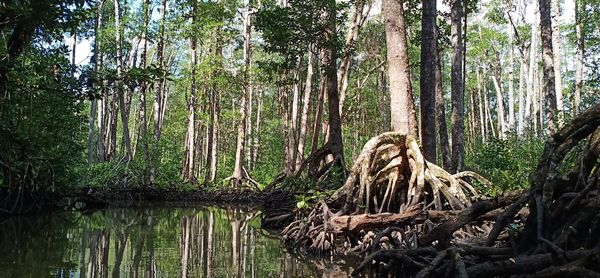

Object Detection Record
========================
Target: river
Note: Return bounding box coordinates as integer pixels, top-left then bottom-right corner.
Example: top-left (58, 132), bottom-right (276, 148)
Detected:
top-left (0, 205), bottom-right (355, 277)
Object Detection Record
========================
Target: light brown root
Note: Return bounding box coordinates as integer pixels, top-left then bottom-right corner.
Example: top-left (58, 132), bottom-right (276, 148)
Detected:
top-left (334, 132), bottom-right (478, 215)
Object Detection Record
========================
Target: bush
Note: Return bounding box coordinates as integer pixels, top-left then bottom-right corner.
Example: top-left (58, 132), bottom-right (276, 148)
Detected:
top-left (466, 135), bottom-right (544, 194)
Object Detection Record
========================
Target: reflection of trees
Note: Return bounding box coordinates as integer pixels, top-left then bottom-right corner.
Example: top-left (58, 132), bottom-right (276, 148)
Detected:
top-left (0, 206), bottom-right (321, 277)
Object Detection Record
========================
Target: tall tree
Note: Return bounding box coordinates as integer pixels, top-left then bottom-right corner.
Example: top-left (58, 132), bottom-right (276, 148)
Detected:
top-left (383, 0), bottom-right (417, 135)
top-left (88, 0), bottom-right (105, 164)
top-left (296, 51), bottom-right (314, 171)
top-left (338, 0), bottom-right (371, 113)
top-left (137, 0), bottom-right (150, 167)
top-left (420, 0), bottom-right (437, 162)
top-left (550, 0), bottom-right (563, 121)
top-left (507, 21), bottom-right (516, 131)
top-left (321, 0), bottom-right (345, 164)
top-left (450, 0), bottom-right (465, 171)
top-left (436, 49), bottom-right (451, 168)
top-left (539, 0), bottom-right (558, 135)
top-left (232, 0), bottom-right (253, 185)
top-left (574, 0), bottom-right (585, 115)
top-left (183, 0), bottom-right (198, 182)
top-left (114, 0), bottom-right (133, 160)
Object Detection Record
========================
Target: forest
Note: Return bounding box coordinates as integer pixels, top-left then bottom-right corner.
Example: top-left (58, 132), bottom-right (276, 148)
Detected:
top-left (1, 0), bottom-right (600, 276)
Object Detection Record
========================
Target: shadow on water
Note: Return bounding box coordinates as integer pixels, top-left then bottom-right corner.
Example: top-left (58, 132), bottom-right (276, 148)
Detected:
top-left (0, 205), bottom-right (353, 278)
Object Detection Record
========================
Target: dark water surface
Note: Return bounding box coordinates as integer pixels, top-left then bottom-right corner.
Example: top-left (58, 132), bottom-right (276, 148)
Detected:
top-left (0, 205), bottom-right (353, 277)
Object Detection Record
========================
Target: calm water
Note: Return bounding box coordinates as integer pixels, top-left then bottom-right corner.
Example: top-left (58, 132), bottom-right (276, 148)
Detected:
top-left (0, 205), bottom-right (354, 278)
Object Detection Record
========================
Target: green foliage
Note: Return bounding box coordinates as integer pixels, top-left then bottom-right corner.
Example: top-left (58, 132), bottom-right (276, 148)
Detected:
top-left (466, 136), bottom-right (544, 194)
top-left (0, 47), bottom-right (86, 191)
top-left (254, 0), bottom-right (349, 68)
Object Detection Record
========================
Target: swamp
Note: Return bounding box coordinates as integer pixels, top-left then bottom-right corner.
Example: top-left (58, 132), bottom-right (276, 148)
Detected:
top-left (1, 0), bottom-right (600, 276)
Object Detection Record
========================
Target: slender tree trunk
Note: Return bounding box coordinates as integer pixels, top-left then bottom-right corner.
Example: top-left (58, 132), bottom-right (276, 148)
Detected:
top-left (311, 75), bottom-right (325, 154)
top-left (232, 1), bottom-right (253, 185)
top-left (383, 0), bottom-right (417, 135)
top-left (378, 67), bottom-right (391, 132)
top-left (205, 34), bottom-right (222, 183)
top-left (450, 0), bottom-right (465, 172)
top-left (150, 0), bottom-right (168, 183)
top-left (338, 0), bottom-right (370, 114)
top-left (526, 16), bottom-right (537, 132)
top-left (476, 68), bottom-right (486, 142)
top-left (491, 69), bottom-right (506, 139)
top-left (138, 0), bottom-right (150, 170)
top-left (251, 90), bottom-right (263, 170)
top-left (539, 0), bottom-right (558, 135)
top-left (484, 85), bottom-right (496, 138)
top-left (508, 26), bottom-right (516, 131)
top-left (574, 0), bottom-right (585, 115)
top-left (153, 0), bottom-right (167, 144)
top-left (296, 51), bottom-right (314, 171)
top-left (550, 0), bottom-right (563, 122)
top-left (114, 0), bottom-right (133, 160)
top-left (288, 57), bottom-right (301, 173)
top-left (517, 54), bottom-right (527, 137)
top-left (183, 3), bottom-right (198, 182)
top-left (89, 0), bottom-right (105, 164)
top-left (420, 0), bottom-right (437, 162)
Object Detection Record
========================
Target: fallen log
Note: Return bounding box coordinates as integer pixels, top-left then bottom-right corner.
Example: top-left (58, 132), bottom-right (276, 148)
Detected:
top-left (329, 207), bottom-right (421, 233)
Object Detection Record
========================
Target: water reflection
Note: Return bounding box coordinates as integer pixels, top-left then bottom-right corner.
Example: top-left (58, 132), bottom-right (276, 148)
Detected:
top-left (0, 206), bottom-right (325, 277)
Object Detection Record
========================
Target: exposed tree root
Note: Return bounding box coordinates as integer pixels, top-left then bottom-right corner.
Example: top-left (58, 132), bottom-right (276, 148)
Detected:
top-left (280, 132), bottom-right (492, 255)
top-left (332, 133), bottom-right (486, 215)
top-left (349, 103), bottom-right (600, 277)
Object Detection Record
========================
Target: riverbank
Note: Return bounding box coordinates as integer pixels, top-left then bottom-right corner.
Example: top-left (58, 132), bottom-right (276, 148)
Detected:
top-left (0, 186), bottom-right (296, 219)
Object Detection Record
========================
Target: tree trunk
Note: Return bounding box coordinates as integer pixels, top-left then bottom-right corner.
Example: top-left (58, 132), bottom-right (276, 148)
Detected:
top-left (550, 0), bottom-right (563, 122)
top-left (539, 0), bottom-right (558, 135)
top-left (507, 26), bottom-right (516, 131)
top-left (435, 48), bottom-right (451, 168)
top-left (450, 0), bottom-right (465, 172)
top-left (526, 17), bottom-right (537, 132)
top-left (383, 0), bottom-right (417, 135)
top-left (321, 0), bottom-right (345, 164)
top-left (420, 0), bottom-right (437, 162)
top-left (296, 51), bottom-right (314, 171)
top-left (491, 69), bottom-right (506, 139)
top-left (338, 0), bottom-right (371, 114)
top-left (288, 56), bottom-right (301, 174)
top-left (517, 55), bottom-right (527, 137)
top-left (138, 0), bottom-right (150, 169)
top-left (205, 34), bottom-right (222, 183)
top-left (476, 68), bottom-right (487, 142)
top-left (88, 0), bottom-right (105, 164)
top-left (251, 90), bottom-right (263, 170)
top-left (232, 1), bottom-right (253, 185)
top-left (574, 0), bottom-right (584, 115)
top-left (150, 0), bottom-right (168, 183)
top-left (183, 2), bottom-right (198, 182)
top-left (114, 0), bottom-right (133, 161)
top-left (311, 74), bottom-right (326, 154)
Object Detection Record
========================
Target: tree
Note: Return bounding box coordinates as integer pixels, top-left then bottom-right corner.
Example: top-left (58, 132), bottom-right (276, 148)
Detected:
top-left (574, 0), bottom-right (585, 115)
top-left (182, 0), bottom-right (199, 182)
top-left (551, 0), bottom-right (563, 120)
top-left (383, 0), bottom-right (417, 135)
top-left (114, 0), bottom-right (133, 161)
top-left (420, 0), bottom-right (438, 162)
top-left (321, 0), bottom-right (345, 167)
top-left (450, 0), bottom-right (465, 171)
top-left (539, 0), bottom-right (558, 135)
top-left (232, 0), bottom-right (253, 186)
